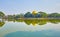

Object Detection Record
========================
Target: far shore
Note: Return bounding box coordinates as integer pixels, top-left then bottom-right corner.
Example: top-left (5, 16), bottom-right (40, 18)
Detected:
top-left (17, 18), bottom-right (60, 20)
top-left (0, 18), bottom-right (60, 20)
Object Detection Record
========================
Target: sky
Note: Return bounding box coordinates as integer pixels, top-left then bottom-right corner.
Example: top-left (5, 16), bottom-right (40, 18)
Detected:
top-left (0, 0), bottom-right (60, 15)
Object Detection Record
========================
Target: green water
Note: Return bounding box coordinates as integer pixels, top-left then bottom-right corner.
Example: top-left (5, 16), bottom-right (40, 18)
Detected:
top-left (0, 19), bottom-right (60, 37)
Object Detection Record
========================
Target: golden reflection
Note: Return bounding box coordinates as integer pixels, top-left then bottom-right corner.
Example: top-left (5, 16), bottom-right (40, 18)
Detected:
top-left (0, 21), bottom-right (5, 27)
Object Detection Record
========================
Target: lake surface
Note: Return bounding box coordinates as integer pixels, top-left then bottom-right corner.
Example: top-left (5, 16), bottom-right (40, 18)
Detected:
top-left (0, 19), bottom-right (60, 37)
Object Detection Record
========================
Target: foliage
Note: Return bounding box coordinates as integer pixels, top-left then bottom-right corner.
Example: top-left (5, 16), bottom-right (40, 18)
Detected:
top-left (15, 14), bottom-right (24, 19)
top-left (38, 11), bottom-right (47, 18)
top-left (24, 12), bottom-right (34, 18)
top-left (48, 13), bottom-right (60, 18)
top-left (0, 11), bottom-right (5, 18)
top-left (0, 11), bottom-right (60, 18)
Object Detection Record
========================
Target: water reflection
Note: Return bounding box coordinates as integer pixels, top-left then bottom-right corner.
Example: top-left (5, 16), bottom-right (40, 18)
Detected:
top-left (0, 20), bottom-right (5, 27)
top-left (0, 19), bottom-right (60, 27)
top-left (0, 19), bottom-right (60, 37)
top-left (23, 19), bottom-right (47, 26)
top-left (4, 30), bottom-right (60, 37)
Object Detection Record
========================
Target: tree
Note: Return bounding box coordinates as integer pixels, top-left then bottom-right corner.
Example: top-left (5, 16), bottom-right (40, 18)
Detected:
top-left (0, 11), bottom-right (5, 18)
top-left (48, 13), bottom-right (60, 18)
top-left (15, 14), bottom-right (24, 19)
top-left (35, 13), bottom-right (41, 18)
top-left (24, 12), bottom-right (34, 18)
top-left (20, 13), bottom-right (24, 18)
top-left (38, 11), bottom-right (47, 18)
top-left (32, 10), bottom-right (37, 15)
top-left (32, 10), bottom-right (37, 18)
top-left (7, 15), bottom-right (15, 21)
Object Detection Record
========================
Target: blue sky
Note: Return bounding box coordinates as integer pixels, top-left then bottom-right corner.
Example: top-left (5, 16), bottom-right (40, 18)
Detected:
top-left (0, 0), bottom-right (60, 15)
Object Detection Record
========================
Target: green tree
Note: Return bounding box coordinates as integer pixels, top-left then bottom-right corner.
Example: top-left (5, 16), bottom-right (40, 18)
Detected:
top-left (15, 14), bottom-right (24, 19)
top-left (38, 11), bottom-right (47, 18)
top-left (0, 11), bottom-right (5, 18)
top-left (20, 13), bottom-right (24, 18)
top-left (48, 13), bottom-right (60, 18)
top-left (7, 15), bottom-right (14, 21)
top-left (24, 12), bottom-right (34, 18)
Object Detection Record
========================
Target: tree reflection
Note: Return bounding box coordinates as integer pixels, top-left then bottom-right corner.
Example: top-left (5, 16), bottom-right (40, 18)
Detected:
top-left (17, 19), bottom-right (60, 26)
top-left (38, 19), bottom-right (47, 25)
top-left (0, 21), bottom-right (5, 27)
top-left (15, 19), bottom-right (24, 22)
top-left (48, 19), bottom-right (60, 24)
top-left (24, 19), bottom-right (32, 25)
top-left (15, 19), bottom-right (60, 26)
top-left (0, 19), bottom-right (60, 27)
top-left (23, 19), bottom-right (47, 26)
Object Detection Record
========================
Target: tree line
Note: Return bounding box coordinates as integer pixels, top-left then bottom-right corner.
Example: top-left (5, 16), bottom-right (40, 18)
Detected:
top-left (0, 11), bottom-right (60, 19)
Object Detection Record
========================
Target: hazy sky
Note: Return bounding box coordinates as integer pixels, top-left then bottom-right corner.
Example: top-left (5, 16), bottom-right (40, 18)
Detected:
top-left (0, 0), bottom-right (60, 15)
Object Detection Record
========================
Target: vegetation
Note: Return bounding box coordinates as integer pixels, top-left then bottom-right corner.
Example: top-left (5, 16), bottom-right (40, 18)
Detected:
top-left (38, 11), bottom-right (47, 18)
top-left (0, 11), bottom-right (60, 19)
top-left (0, 11), bottom-right (60, 27)
top-left (0, 11), bottom-right (5, 18)
top-left (48, 13), bottom-right (60, 18)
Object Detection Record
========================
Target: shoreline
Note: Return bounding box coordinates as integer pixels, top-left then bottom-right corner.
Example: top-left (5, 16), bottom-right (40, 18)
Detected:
top-left (0, 18), bottom-right (60, 20)
top-left (17, 18), bottom-right (60, 20)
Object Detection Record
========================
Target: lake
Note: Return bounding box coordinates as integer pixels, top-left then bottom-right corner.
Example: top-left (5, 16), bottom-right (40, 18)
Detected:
top-left (0, 19), bottom-right (60, 37)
